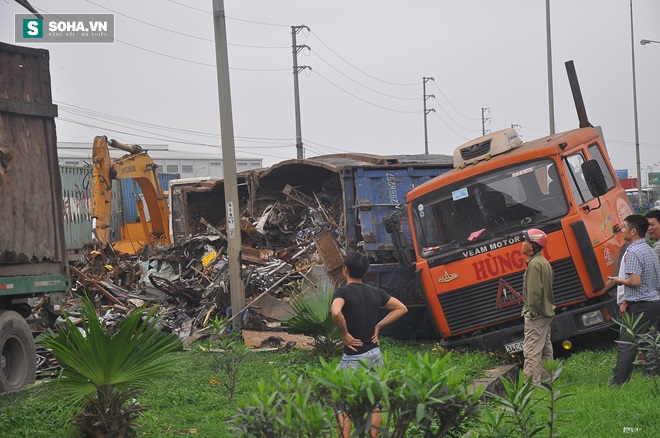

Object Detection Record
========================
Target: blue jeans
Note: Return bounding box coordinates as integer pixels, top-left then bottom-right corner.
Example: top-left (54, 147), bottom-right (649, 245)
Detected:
top-left (339, 347), bottom-right (384, 369)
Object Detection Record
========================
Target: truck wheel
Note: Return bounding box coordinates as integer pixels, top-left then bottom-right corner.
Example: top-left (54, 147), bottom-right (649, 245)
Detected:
top-left (0, 310), bottom-right (36, 392)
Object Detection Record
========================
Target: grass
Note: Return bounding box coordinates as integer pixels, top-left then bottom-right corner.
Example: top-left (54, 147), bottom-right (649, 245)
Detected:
top-left (1, 336), bottom-right (660, 437)
top-left (552, 346), bottom-right (660, 437)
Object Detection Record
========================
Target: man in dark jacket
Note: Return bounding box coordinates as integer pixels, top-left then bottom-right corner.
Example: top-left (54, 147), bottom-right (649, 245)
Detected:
top-left (521, 228), bottom-right (555, 384)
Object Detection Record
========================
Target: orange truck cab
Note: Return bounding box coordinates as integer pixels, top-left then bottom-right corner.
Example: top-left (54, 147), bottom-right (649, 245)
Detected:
top-left (399, 126), bottom-right (632, 352)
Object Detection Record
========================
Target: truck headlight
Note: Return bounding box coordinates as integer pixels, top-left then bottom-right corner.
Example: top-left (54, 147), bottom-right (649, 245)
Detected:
top-left (581, 310), bottom-right (604, 327)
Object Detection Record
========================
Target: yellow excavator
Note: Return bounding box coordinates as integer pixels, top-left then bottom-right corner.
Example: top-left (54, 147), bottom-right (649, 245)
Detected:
top-left (90, 135), bottom-right (171, 254)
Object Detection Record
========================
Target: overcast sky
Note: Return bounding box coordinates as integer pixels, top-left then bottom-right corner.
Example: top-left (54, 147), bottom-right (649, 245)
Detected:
top-left (2, 0), bottom-right (660, 181)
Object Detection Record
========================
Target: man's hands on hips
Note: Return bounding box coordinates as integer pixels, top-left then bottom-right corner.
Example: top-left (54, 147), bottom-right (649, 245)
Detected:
top-left (341, 332), bottom-right (363, 352)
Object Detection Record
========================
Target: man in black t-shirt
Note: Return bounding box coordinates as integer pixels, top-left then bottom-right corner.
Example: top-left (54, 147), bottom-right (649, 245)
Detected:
top-left (331, 251), bottom-right (407, 437)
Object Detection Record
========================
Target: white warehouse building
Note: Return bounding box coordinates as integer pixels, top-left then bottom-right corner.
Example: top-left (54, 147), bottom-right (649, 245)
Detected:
top-left (57, 141), bottom-right (263, 178)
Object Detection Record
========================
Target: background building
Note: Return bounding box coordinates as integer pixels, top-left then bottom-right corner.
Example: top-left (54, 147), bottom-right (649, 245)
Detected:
top-left (57, 141), bottom-right (263, 178)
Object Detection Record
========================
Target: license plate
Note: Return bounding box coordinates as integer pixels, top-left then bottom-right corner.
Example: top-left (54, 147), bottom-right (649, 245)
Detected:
top-left (504, 340), bottom-right (524, 354)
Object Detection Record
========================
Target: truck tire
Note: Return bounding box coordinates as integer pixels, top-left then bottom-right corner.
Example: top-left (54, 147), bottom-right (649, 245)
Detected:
top-left (0, 310), bottom-right (36, 392)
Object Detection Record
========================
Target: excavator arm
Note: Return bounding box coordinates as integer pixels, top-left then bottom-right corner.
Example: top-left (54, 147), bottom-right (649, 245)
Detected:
top-left (90, 135), bottom-right (113, 244)
top-left (90, 135), bottom-right (171, 254)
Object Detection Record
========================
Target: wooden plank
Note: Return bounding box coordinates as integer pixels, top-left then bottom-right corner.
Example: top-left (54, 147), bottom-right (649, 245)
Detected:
top-left (0, 98), bottom-right (58, 117)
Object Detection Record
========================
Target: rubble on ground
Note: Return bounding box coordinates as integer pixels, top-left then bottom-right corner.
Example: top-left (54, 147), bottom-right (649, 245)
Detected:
top-left (36, 181), bottom-right (346, 352)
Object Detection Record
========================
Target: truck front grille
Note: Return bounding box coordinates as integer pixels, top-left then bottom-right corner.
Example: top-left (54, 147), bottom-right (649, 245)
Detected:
top-left (437, 257), bottom-right (585, 335)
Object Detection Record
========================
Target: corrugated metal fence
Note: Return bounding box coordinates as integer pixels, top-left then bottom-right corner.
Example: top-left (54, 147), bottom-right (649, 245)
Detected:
top-left (59, 166), bottom-right (124, 260)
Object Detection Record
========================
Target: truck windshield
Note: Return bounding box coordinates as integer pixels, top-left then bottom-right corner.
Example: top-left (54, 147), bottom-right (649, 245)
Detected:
top-left (412, 159), bottom-right (567, 257)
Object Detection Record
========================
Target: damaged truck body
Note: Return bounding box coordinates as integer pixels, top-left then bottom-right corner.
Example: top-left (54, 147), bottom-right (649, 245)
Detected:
top-left (387, 63), bottom-right (632, 352)
top-left (1, 42), bottom-right (68, 392)
top-left (173, 153), bottom-right (453, 338)
top-left (395, 126), bottom-right (630, 352)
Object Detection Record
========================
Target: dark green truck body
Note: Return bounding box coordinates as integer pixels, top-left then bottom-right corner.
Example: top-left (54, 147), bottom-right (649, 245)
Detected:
top-left (0, 42), bottom-right (69, 391)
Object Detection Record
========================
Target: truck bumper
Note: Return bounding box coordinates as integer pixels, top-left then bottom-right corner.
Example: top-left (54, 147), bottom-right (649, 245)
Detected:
top-left (440, 297), bottom-right (618, 353)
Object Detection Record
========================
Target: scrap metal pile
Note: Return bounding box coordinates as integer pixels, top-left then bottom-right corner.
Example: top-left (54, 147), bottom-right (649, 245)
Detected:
top-left (62, 182), bottom-right (346, 346)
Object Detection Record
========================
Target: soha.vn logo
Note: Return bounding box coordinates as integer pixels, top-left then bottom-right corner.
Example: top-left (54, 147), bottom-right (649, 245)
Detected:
top-left (23, 19), bottom-right (43, 38)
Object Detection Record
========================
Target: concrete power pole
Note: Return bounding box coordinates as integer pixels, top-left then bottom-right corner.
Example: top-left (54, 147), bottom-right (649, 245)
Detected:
top-left (423, 77), bottom-right (435, 154)
top-left (481, 108), bottom-right (491, 136)
top-left (546, 0), bottom-right (555, 135)
top-left (629, 0), bottom-right (643, 208)
top-left (212, 0), bottom-right (244, 331)
top-left (291, 25), bottom-right (310, 160)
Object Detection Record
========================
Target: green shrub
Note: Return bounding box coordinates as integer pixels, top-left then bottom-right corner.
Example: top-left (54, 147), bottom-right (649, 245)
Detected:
top-left (230, 373), bottom-right (334, 437)
top-left (232, 352), bottom-right (483, 437)
top-left (208, 335), bottom-right (249, 400)
top-left (282, 282), bottom-right (342, 359)
top-left (469, 360), bottom-right (571, 438)
top-left (615, 311), bottom-right (660, 396)
top-left (36, 296), bottom-right (181, 438)
top-left (384, 352), bottom-right (482, 437)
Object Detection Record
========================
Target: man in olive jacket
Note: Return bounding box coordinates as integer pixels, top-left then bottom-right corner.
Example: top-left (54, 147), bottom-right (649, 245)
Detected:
top-left (521, 228), bottom-right (555, 383)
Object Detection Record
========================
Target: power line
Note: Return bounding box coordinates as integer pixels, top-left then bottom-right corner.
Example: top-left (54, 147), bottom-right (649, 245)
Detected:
top-left (165, 4), bottom-right (419, 91)
top-left (304, 145), bottom-right (329, 157)
top-left (312, 70), bottom-right (420, 114)
top-left (56, 101), bottom-right (292, 143)
top-left (169, 0), bottom-right (290, 29)
top-left (33, 6), bottom-right (289, 70)
top-left (56, 104), bottom-right (295, 152)
top-left (309, 30), bottom-right (418, 87)
top-left (88, 0), bottom-right (213, 42)
top-left (87, 0), bottom-right (289, 48)
top-left (430, 111), bottom-right (471, 141)
top-left (430, 96), bottom-right (480, 133)
top-left (57, 116), bottom-right (292, 160)
top-left (168, 0), bottom-right (210, 14)
top-left (609, 139), bottom-right (660, 148)
top-left (227, 16), bottom-right (291, 28)
top-left (305, 138), bottom-right (353, 154)
top-left (310, 50), bottom-right (418, 101)
top-left (429, 80), bottom-right (481, 121)
top-left (490, 116), bottom-right (501, 132)
top-left (114, 37), bottom-right (289, 69)
top-left (59, 110), bottom-right (293, 149)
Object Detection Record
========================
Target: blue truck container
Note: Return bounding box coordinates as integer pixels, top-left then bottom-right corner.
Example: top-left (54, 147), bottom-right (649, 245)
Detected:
top-left (178, 153), bottom-right (453, 338)
top-left (259, 154), bottom-right (453, 338)
top-left (120, 172), bottom-right (180, 223)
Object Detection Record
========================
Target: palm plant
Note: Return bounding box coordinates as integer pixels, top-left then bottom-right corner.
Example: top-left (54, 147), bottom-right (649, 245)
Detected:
top-left (36, 296), bottom-right (181, 437)
top-left (283, 282), bottom-right (342, 360)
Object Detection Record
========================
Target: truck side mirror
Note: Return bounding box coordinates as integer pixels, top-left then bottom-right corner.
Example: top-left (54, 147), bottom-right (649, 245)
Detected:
top-left (384, 213), bottom-right (413, 268)
top-left (383, 213), bottom-right (400, 233)
top-left (582, 159), bottom-right (608, 197)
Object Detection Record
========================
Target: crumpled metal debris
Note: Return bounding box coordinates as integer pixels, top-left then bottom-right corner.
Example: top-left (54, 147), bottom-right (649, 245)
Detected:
top-left (56, 180), bottom-right (345, 349)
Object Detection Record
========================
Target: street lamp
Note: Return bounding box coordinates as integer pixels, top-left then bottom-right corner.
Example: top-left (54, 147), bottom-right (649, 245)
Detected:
top-left (641, 39), bottom-right (660, 45)
top-left (195, 166), bottom-right (207, 177)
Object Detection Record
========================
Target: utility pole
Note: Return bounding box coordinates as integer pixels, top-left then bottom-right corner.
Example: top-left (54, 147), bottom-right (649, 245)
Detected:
top-left (291, 25), bottom-right (310, 160)
top-left (546, 0), bottom-right (555, 135)
top-left (212, 0), bottom-right (244, 331)
top-left (481, 108), bottom-right (491, 136)
top-left (629, 0), bottom-right (643, 208)
top-left (423, 77), bottom-right (435, 154)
